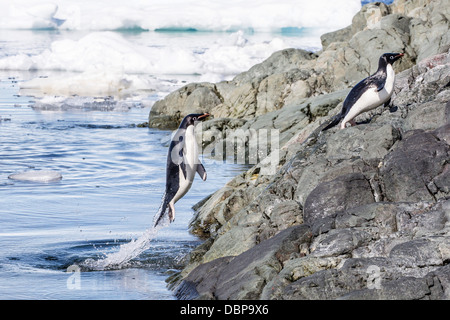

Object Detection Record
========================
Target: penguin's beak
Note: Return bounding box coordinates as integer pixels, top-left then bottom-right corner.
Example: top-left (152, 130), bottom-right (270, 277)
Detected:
top-left (394, 53), bottom-right (404, 60)
top-left (197, 113), bottom-right (210, 121)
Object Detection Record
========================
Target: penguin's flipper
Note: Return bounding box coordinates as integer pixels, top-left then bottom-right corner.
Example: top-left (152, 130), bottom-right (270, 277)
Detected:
top-left (178, 146), bottom-right (187, 180)
top-left (373, 75), bottom-right (386, 92)
top-left (376, 82), bottom-right (385, 92)
top-left (196, 163), bottom-right (207, 181)
top-left (180, 161), bottom-right (187, 180)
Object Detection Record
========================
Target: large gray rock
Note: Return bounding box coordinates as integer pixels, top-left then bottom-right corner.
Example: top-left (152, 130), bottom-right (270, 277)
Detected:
top-left (182, 206), bottom-right (450, 300)
top-left (148, 82), bottom-right (222, 129)
top-left (175, 225), bottom-right (312, 300)
top-left (303, 173), bottom-right (375, 224)
top-left (325, 123), bottom-right (401, 161)
top-left (380, 130), bottom-right (450, 202)
top-left (281, 258), bottom-right (450, 300)
top-left (233, 49), bottom-right (318, 86)
top-left (165, 0), bottom-right (450, 301)
top-left (269, 198), bottom-right (450, 300)
top-left (172, 52), bottom-right (450, 299)
top-left (212, 49), bottom-right (318, 120)
top-left (403, 0), bottom-right (450, 62)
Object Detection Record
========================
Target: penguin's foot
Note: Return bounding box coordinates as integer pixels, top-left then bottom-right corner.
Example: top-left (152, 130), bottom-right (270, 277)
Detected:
top-left (340, 121), bottom-right (349, 129)
top-left (389, 105), bottom-right (398, 113)
top-left (168, 203), bottom-right (175, 223)
top-left (349, 120), bottom-right (357, 126)
top-left (168, 211), bottom-right (175, 223)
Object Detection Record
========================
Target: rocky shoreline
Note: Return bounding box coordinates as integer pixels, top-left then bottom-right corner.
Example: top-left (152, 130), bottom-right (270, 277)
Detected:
top-left (149, 0), bottom-right (450, 300)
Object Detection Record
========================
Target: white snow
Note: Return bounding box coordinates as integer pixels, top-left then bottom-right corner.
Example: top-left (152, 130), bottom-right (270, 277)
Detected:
top-left (0, 31), bottom-right (289, 75)
top-left (2, 31), bottom-right (293, 96)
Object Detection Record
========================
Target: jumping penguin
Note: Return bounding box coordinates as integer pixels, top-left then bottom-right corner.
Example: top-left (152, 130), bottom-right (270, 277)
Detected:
top-left (322, 52), bottom-right (404, 131)
top-left (153, 113), bottom-right (210, 227)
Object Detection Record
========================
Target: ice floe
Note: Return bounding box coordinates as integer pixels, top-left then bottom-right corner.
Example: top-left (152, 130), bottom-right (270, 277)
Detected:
top-left (8, 170), bottom-right (63, 183)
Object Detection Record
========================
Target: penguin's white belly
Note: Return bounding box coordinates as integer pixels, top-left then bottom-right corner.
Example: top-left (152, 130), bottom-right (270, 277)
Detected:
top-left (345, 88), bottom-right (388, 120)
top-left (172, 126), bottom-right (198, 204)
top-left (172, 169), bottom-right (195, 204)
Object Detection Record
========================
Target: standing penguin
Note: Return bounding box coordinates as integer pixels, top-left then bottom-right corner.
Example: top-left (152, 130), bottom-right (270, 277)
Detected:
top-left (153, 113), bottom-right (210, 227)
top-left (322, 52), bottom-right (404, 131)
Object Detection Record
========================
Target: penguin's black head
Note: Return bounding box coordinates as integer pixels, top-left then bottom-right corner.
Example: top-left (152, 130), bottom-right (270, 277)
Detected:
top-left (179, 113), bottom-right (210, 128)
top-left (381, 53), bottom-right (404, 65)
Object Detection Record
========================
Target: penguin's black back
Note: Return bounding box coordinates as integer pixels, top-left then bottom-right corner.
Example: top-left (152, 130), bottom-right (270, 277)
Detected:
top-left (165, 138), bottom-right (181, 201)
top-left (152, 138), bottom-right (182, 227)
top-left (341, 70), bottom-right (387, 117)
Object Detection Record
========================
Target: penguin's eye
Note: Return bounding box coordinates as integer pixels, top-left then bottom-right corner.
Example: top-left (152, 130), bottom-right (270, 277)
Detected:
top-left (390, 56), bottom-right (394, 60)
top-left (192, 117), bottom-right (197, 121)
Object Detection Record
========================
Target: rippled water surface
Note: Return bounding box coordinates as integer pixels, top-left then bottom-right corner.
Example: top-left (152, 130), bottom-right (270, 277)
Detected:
top-left (0, 76), bottom-right (249, 299)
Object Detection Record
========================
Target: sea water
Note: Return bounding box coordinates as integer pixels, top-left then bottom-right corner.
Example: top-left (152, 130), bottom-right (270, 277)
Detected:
top-left (0, 0), bottom-right (368, 300)
top-left (0, 79), bottom-right (253, 299)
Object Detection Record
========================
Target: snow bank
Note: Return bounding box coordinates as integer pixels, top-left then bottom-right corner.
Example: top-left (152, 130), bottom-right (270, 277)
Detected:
top-left (8, 170), bottom-right (63, 183)
top-left (0, 31), bottom-right (288, 75)
top-left (2, 31), bottom-right (290, 96)
top-left (0, 32), bottom-right (153, 73)
top-left (0, 0), bottom-right (361, 32)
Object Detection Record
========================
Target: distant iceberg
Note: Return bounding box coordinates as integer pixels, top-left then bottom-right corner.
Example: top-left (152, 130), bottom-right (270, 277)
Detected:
top-left (8, 170), bottom-right (63, 183)
top-left (0, 0), bottom-right (361, 32)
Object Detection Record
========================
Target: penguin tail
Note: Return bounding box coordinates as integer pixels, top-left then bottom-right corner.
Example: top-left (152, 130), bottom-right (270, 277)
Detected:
top-left (321, 114), bottom-right (343, 131)
top-left (152, 193), bottom-right (170, 228)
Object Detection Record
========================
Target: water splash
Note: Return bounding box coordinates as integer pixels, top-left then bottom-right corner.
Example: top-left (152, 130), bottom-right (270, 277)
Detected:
top-left (81, 219), bottom-right (169, 271)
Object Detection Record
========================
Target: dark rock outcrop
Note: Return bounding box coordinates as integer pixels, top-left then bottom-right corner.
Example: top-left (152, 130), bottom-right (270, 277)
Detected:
top-left (162, 0), bottom-right (450, 300)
